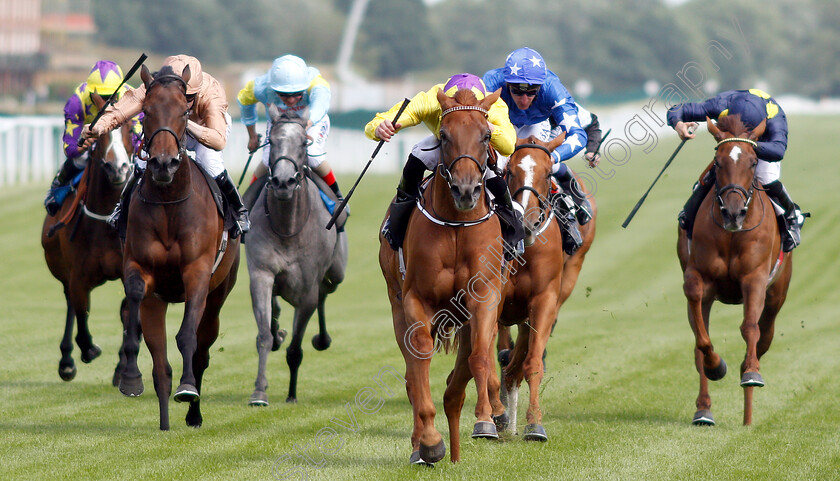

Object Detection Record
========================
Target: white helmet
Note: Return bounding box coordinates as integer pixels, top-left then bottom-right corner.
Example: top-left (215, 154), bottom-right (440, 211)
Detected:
top-left (269, 55), bottom-right (312, 93)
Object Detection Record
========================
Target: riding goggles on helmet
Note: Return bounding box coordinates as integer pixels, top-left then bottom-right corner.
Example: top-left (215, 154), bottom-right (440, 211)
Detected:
top-left (508, 83), bottom-right (540, 96)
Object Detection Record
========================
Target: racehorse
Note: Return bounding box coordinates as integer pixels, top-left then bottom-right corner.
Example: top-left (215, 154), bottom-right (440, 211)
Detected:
top-left (379, 88), bottom-right (508, 464)
top-left (496, 136), bottom-right (597, 440)
top-left (118, 64), bottom-right (240, 430)
top-left (677, 115), bottom-right (792, 426)
top-left (246, 106), bottom-right (347, 406)
top-left (42, 93), bottom-right (134, 383)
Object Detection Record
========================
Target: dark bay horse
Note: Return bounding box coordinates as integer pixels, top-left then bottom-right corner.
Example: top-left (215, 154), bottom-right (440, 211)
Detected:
top-left (677, 115), bottom-right (792, 426)
top-left (246, 105), bottom-right (347, 406)
top-left (42, 93), bottom-right (134, 383)
top-left (119, 64), bottom-right (240, 430)
top-left (379, 88), bottom-right (508, 464)
top-left (496, 136), bottom-right (597, 441)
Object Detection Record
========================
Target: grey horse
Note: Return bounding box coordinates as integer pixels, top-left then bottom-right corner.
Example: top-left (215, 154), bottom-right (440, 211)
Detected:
top-left (246, 105), bottom-right (348, 405)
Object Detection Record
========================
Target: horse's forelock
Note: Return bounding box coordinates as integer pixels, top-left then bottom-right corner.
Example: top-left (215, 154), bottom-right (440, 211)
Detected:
top-left (451, 88), bottom-right (480, 106)
top-left (717, 115), bottom-right (749, 137)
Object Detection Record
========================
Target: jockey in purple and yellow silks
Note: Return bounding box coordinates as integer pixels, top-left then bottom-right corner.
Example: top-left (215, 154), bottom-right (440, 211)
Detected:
top-left (44, 60), bottom-right (143, 216)
top-left (237, 55), bottom-right (343, 211)
top-left (484, 47), bottom-right (590, 254)
top-left (365, 73), bottom-right (524, 255)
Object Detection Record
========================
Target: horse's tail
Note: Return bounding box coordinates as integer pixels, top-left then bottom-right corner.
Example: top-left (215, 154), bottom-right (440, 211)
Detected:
top-left (431, 321), bottom-right (460, 355)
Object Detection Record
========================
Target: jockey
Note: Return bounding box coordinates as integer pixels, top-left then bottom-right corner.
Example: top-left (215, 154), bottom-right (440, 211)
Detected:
top-left (44, 60), bottom-right (143, 216)
top-left (237, 55), bottom-right (343, 210)
top-left (365, 73), bottom-right (522, 254)
top-left (483, 47), bottom-right (590, 255)
top-left (667, 89), bottom-right (806, 252)
top-left (83, 55), bottom-right (250, 239)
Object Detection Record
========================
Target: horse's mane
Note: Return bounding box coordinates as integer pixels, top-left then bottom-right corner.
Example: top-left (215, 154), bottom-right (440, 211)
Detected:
top-left (717, 114), bottom-right (750, 137)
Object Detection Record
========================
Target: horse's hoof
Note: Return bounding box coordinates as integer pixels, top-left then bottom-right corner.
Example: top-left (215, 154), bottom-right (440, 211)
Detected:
top-left (409, 451), bottom-right (435, 467)
top-left (471, 420), bottom-right (499, 439)
top-left (692, 409), bottom-right (715, 426)
top-left (58, 362), bottom-right (77, 382)
top-left (740, 371), bottom-right (765, 387)
top-left (186, 411), bottom-right (203, 428)
top-left (285, 396), bottom-right (298, 404)
top-left (311, 333), bottom-right (332, 351)
top-left (80, 344), bottom-right (102, 363)
top-left (704, 358), bottom-right (727, 381)
top-left (174, 384), bottom-right (199, 403)
top-left (523, 423), bottom-right (548, 442)
top-left (249, 391), bottom-right (269, 407)
top-left (272, 329), bottom-right (288, 352)
top-left (419, 439), bottom-right (446, 464)
top-left (119, 374), bottom-right (144, 397)
top-left (492, 412), bottom-right (510, 431)
top-left (498, 349), bottom-right (511, 367)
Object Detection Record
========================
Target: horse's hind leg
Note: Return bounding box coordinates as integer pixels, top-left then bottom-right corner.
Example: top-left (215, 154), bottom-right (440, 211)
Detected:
top-left (286, 301), bottom-right (317, 403)
top-left (68, 280), bottom-right (102, 364)
top-left (444, 326), bottom-right (474, 463)
top-left (311, 290), bottom-right (331, 351)
top-left (58, 289), bottom-right (78, 381)
top-left (113, 297), bottom-right (135, 387)
top-left (270, 296), bottom-right (286, 351)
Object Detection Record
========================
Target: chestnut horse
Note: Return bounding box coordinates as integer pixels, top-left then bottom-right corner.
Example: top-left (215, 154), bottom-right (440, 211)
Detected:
top-left (380, 88), bottom-right (509, 464)
top-left (677, 115), bottom-right (792, 426)
top-left (118, 64), bottom-right (240, 430)
top-left (496, 136), bottom-right (597, 440)
top-left (42, 95), bottom-right (134, 383)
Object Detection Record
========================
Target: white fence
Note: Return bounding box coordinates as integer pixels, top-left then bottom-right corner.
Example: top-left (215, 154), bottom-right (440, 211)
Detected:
top-left (0, 116), bottom-right (427, 186)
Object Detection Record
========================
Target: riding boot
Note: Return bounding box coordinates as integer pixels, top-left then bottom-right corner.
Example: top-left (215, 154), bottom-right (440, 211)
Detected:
top-left (550, 192), bottom-right (583, 256)
top-left (486, 175), bottom-right (525, 259)
top-left (678, 169), bottom-right (715, 239)
top-left (763, 180), bottom-right (808, 252)
top-left (557, 172), bottom-right (592, 225)
top-left (383, 154), bottom-right (427, 250)
top-left (45, 158), bottom-right (85, 216)
top-left (107, 166), bottom-right (143, 238)
top-left (215, 170), bottom-right (251, 239)
top-left (327, 178), bottom-right (348, 216)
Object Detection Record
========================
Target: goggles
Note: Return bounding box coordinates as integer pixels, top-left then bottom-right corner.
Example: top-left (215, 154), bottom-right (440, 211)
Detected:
top-left (277, 91), bottom-right (304, 99)
top-left (508, 83), bottom-right (540, 97)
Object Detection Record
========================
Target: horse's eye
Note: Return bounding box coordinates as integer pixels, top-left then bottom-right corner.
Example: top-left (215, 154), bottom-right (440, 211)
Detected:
top-left (439, 130), bottom-right (448, 142)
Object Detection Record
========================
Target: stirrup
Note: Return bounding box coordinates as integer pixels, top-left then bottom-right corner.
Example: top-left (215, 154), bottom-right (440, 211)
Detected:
top-left (106, 204), bottom-right (121, 230)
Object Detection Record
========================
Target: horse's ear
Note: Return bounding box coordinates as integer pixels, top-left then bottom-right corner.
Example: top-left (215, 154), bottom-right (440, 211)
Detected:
top-left (141, 64), bottom-right (153, 88)
top-left (749, 118), bottom-right (766, 141)
top-left (181, 65), bottom-right (191, 86)
top-left (706, 116), bottom-right (725, 142)
top-left (268, 103), bottom-right (281, 123)
top-left (91, 91), bottom-right (105, 110)
top-left (437, 88), bottom-right (457, 111)
top-left (480, 88), bottom-right (502, 111)
top-left (547, 131), bottom-right (566, 152)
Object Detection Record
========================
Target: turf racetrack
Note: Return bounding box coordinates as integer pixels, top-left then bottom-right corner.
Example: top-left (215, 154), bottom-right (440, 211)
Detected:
top-left (1, 115), bottom-right (837, 480)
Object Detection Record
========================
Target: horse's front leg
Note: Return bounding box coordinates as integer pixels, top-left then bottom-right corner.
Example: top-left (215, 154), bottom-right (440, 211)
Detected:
top-left (684, 268), bottom-right (721, 425)
top-left (401, 292), bottom-right (445, 464)
top-left (520, 292), bottom-right (558, 441)
top-left (140, 295), bottom-right (171, 430)
top-left (248, 268), bottom-right (276, 406)
top-left (740, 275), bottom-right (769, 426)
top-left (120, 263), bottom-right (150, 397)
top-left (174, 266), bottom-right (212, 403)
top-left (58, 287), bottom-right (78, 381)
top-left (467, 298), bottom-right (500, 440)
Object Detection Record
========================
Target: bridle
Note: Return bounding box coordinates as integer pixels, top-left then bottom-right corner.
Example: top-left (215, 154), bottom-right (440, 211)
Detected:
top-left (437, 105), bottom-right (489, 186)
top-left (142, 74), bottom-right (190, 158)
top-left (711, 136), bottom-right (765, 231)
top-left (509, 143), bottom-right (554, 237)
top-left (266, 120), bottom-right (310, 192)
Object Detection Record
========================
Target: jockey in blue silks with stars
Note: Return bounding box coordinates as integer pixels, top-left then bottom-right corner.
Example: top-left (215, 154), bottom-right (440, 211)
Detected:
top-left (483, 47), bottom-right (590, 253)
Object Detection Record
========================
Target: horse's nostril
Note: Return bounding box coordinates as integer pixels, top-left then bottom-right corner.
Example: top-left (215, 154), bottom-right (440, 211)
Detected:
top-left (471, 185), bottom-right (481, 199)
top-left (450, 185), bottom-right (460, 198)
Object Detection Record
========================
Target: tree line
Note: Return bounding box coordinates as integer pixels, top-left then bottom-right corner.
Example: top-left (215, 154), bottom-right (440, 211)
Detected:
top-left (93, 0), bottom-right (840, 98)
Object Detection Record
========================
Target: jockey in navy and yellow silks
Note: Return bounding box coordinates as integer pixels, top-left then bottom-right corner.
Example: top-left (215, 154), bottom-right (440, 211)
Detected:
top-left (667, 89), bottom-right (806, 252)
top-left (237, 55), bottom-right (344, 211)
top-left (44, 61), bottom-right (142, 216)
top-left (365, 73), bottom-right (524, 255)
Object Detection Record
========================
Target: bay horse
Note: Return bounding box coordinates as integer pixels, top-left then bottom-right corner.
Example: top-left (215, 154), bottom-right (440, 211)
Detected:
top-left (42, 92), bottom-right (134, 383)
top-left (677, 115), bottom-right (792, 426)
top-left (379, 88), bottom-right (508, 464)
top-left (246, 105), bottom-right (347, 406)
top-left (496, 136), bottom-right (597, 441)
top-left (118, 64), bottom-right (240, 430)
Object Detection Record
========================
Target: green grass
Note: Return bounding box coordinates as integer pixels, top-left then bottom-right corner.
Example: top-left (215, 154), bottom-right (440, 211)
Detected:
top-left (1, 115), bottom-right (838, 480)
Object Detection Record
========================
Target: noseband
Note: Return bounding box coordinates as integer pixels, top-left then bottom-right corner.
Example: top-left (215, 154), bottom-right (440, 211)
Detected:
top-left (438, 105), bottom-right (489, 186)
top-left (142, 74), bottom-right (190, 157)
